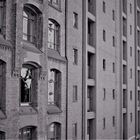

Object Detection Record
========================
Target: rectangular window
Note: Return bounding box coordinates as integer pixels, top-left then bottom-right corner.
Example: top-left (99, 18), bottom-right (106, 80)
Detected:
top-left (88, 0), bottom-right (95, 15)
top-left (112, 116), bottom-right (115, 127)
top-left (0, 131), bottom-right (5, 140)
top-left (88, 19), bottom-right (95, 46)
top-left (73, 12), bottom-right (78, 29)
top-left (130, 25), bottom-right (132, 35)
top-left (123, 18), bottom-right (127, 37)
top-left (130, 91), bottom-right (132, 100)
top-left (73, 49), bottom-right (78, 65)
top-left (113, 36), bottom-right (115, 47)
top-left (130, 68), bottom-right (132, 79)
top-left (88, 52), bottom-right (94, 79)
top-left (103, 118), bottom-right (106, 129)
top-left (130, 3), bottom-right (132, 14)
top-left (103, 88), bottom-right (106, 100)
top-left (112, 10), bottom-right (115, 20)
top-left (73, 85), bottom-right (78, 102)
top-left (130, 46), bottom-right (132, 57)
top-left (103, 30), bottom-right (106, 41)
top-left (72, 123), bottom-right (77, 140)
top-left (113, 62), bottom-right (115, 73)
top-left (87, 86), bottom-right (93, 112)
top-left (103, 59), bottom-right (106, 71)
top-left (130, 113), bottom-right (132, 122)
top-left (0, 0), bottom-right (6, 37)
top-left (112, 89), bottom-right (115, 100)
top-left (103, 1), bottom-right (106, 13)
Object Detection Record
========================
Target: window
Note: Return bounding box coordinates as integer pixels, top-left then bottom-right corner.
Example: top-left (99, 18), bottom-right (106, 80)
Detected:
top-left (113, 62), bottom-right (115, 73)
top-left (48, 19), bottom-right (60, 51)
top-left (0, 131), bottom-right (5, 139)
top-left (103, 59), bottom-right (106, 71)
top-left (48, 0), bottom-right (60, 9)
top-left (23, 5), bottom-right (42, 49)
top-left (87, 86), bottom-right (93, 112)
top-left (0, 0), bottom-right (6, 37)
top-left (112, 89), bottom-right (115, 100)
top-left (19, 126), bottom-right (37, 140)
top-left (113, 36), bottom-right (115, 47)
top-left (130, 25), bottom-right (132, 35)
top-left (103, 30), bottom-right (106, 41)
top-left (103, 118), bottom-right (106, 129)
top-left (20, 63), bottom-right (38, 107)
top-left (88, 0), bottom-right (95, 15)
top-left (48, 69), bottom-right (61, 108)
top-left (130, 91), bottom-right (132, 100)
top-left (87, 119), bottom-right (94, 139)
top-left (103, 88), bottom-right (106, 100)
top-left (103, 1), bottom-right (106, 13)
top-left (88, 52), bottom-right (94, 79)
top-left (130, 68), bottom-right (132, 79)
top-left (88, 19), bottom-right (95, 46)
top-left (130, 46), bottom-right (132, 57)
top-left (48, 123), bottom-right (61, 140)
top-left (72, 123), bottom-right (77, 140)
top-left (123, 18), bottom-right (127, 37)
top-left (130, 3), bottom-right (132, 14)
top-left (73, 85), bottom-right (78, 102)
top-left (73, 49), bottom-right (78, 65)
top-left (130, 113), bottom-right (132, 122)
top-left (112, 10), bottom-right (115, 20)
top-left (112, 116), bottom-right (115, 127)
top-left (0, 60), bottom-right (6, 112)
top-left (73, 12), bottom-right (78, 28)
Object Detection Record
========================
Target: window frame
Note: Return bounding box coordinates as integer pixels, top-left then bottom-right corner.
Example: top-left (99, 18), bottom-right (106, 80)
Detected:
top-left (73, 12), bottom-right (78, 29)
top-left (48, 19), bottom-right (60, 51)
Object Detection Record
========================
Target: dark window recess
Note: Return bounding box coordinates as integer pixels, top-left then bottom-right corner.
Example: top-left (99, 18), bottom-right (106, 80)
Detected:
top-left (72, 123), bottom-right (77, 140)
top-left (103, 59), bottom-right (106, 71)
top-left (103, 30), bottom-right (106, 41)
top-left (73, 49), bottom-right (78, 65)
top-left (20, 64), bottom-right (38, 107)
top-left (73, 85), bottom-right (78, 102)
top-left (103, 1), bottom-right (106, 13)
top-left (48, 19), bottom-right (60, 51)
top-left (0, 60), bottom-right (6, 112)
top-left (48, 69), bottom-right (61, 108)
top-left (19, 126), bottom-right (37, 140)
top-left (48, 123), bottom-right (61, 140)
top-left (73, 12), bottom-right (78, 28)
top-left (23, 5), bottom-right (43, 49)
top-left (0, 131), bottom-right (5, 140)
top-left (0, 0), bottom-right (6, 37)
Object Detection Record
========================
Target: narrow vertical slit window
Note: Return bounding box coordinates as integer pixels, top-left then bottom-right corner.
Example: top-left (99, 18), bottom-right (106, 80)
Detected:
top-left (73, 12), bottom-right (78, 29)
top-left (0, 0), bottom-right (6, 37)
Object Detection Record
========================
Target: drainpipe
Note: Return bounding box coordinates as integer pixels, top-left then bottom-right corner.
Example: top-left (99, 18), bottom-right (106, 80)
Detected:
top-left (65, 0), bottom-right (68, 139)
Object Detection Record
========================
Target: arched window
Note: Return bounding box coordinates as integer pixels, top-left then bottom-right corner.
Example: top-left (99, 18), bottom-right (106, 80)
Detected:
top-left (23, 4), bottom-right (42, 49)
top-left (19, 126), bottom-right (37, 140)
top-left (0, 0), bottom-right (6, 37)
top-left (48, 122), bottom-right (61, 140)
top-left (0, 60), bottom-right (6, 112)
top-left (20, 63), bottom-right (38, 107)
top-left (48, 19), bottom-right (60, 51)
top-left (0, 131), bottom-right (5, 139)
top-left (48, 69), bottom-right (61, 108)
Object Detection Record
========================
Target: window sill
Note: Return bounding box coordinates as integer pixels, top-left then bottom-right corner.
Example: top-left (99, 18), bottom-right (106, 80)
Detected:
top-left (19, 105), bottom-right (37, 115)
top-left (48, 49), bottom-right (66, 62)
top-left (22, 40), bottom-right (42, 54)
top-left (47, 104), bottom-right (62, 114)
top-left (48, 3), bottom-right (61, 12)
